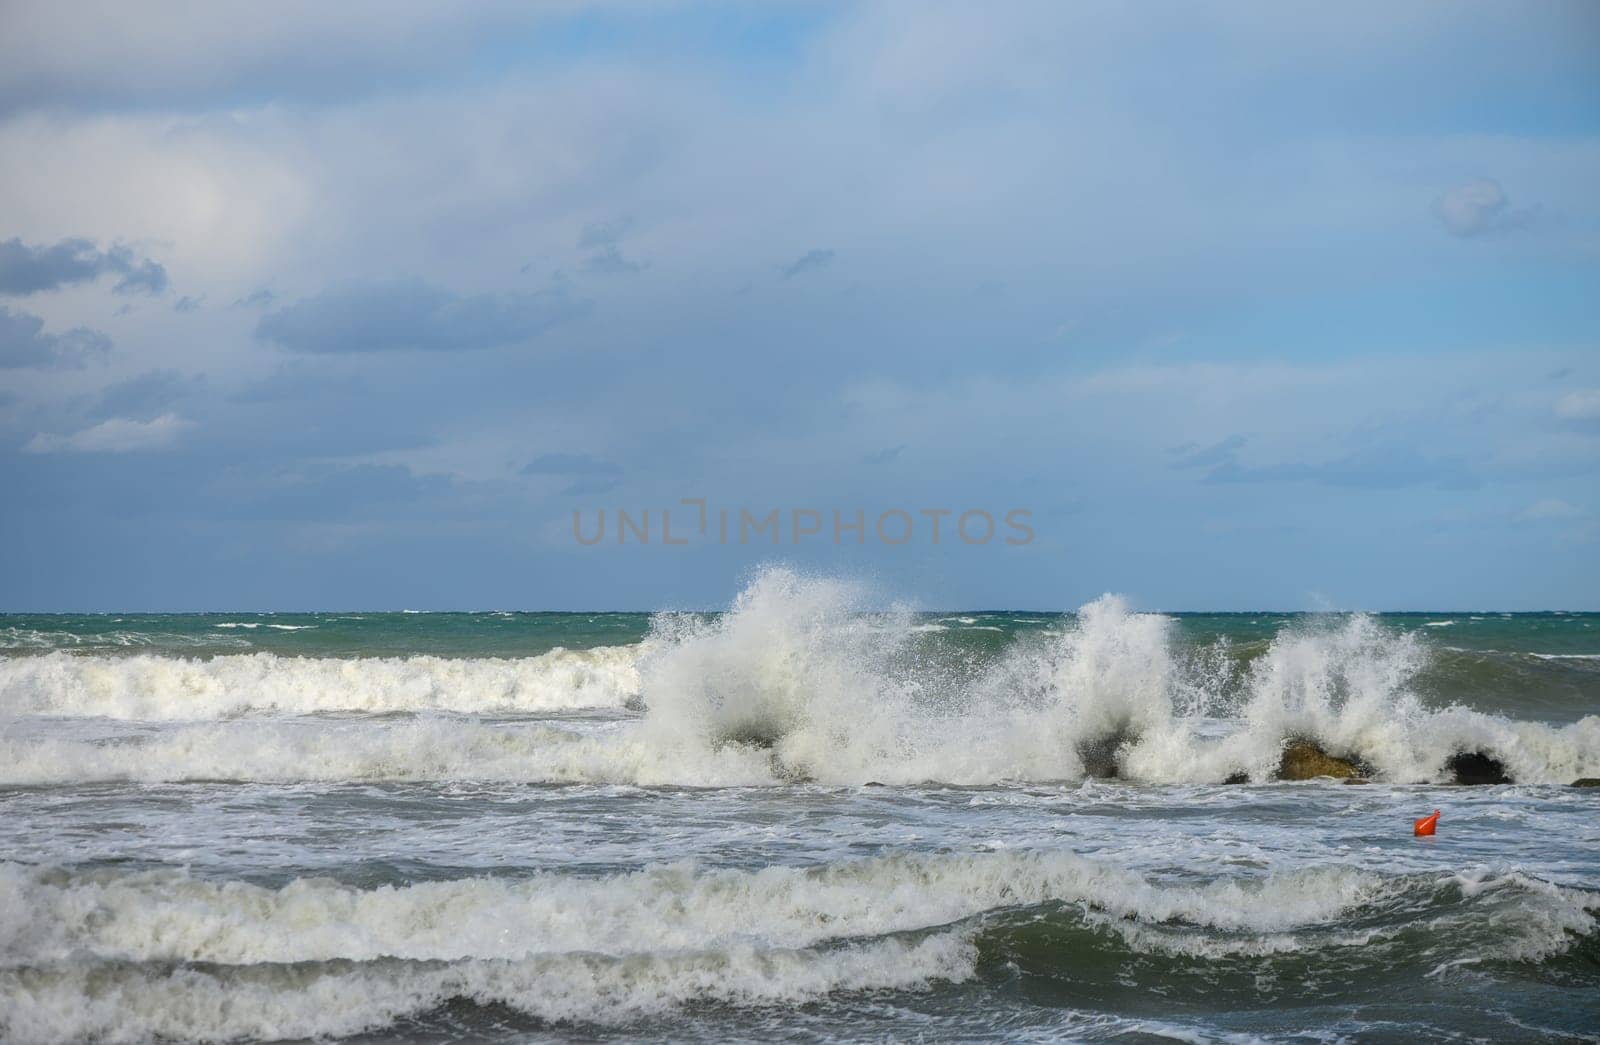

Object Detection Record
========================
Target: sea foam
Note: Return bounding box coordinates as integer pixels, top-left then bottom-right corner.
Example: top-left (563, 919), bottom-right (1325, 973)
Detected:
top-left (0, 646), bottom-right (640, 719)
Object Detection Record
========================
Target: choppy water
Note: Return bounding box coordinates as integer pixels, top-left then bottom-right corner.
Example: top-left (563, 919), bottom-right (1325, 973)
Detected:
top-left (3, 570), bottom-right (1597, 1042)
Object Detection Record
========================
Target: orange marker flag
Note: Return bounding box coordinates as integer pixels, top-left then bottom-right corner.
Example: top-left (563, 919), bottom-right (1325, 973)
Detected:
top-left (1414, 809), bottom-right (1440, 836)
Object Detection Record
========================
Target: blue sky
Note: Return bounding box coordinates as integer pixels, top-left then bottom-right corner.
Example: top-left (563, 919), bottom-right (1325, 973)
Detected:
top-left (1, 1), bottom-right (1597, 611)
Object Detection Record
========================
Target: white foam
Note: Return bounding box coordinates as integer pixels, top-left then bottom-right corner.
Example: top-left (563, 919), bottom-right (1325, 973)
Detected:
top-left (0, 851), bottom-right (1393, 969)
top-left (628, 572), bottom-right (1600, 786)
top-left (2, 851), bottom-right (1589, 1043)
top-left (0, 717), bottom-right (771, 787)
top-left (0, 934), bottom-right (974, 1044)
top-left (0, 646), bottom-right (641, 720)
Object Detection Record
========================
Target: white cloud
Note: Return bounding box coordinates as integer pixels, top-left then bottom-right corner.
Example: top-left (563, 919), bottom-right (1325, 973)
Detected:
top-left (24, 412), bottom-right (191, 454)
top-left (1433, 178), bottom-right (1532, 237)
top-left (1555, 389), bottom-right (1600, 420)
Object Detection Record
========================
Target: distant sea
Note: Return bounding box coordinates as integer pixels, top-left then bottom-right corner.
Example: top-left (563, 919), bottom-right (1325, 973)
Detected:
top-left (3, 569), bottom-right (1597, 1041)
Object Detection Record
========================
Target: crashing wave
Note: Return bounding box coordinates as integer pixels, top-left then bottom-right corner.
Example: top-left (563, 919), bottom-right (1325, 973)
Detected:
top-left (3, 569), bottom-right (1596, 786)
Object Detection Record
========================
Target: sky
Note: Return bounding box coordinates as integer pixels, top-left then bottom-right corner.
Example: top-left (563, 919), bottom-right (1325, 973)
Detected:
top-left (1, 1), bottom-right (1598, 612)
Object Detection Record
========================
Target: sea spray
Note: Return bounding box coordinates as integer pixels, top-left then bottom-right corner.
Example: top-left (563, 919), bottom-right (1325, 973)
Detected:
top-left (630, 572), bottom-right (1600, 785)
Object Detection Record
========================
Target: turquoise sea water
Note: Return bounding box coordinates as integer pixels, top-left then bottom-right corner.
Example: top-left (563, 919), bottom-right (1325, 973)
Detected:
top-left (2, 573), bottom-right (1597, 1041)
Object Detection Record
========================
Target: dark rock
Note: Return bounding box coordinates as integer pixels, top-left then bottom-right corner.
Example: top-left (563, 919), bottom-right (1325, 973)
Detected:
top-left (1275, 740), bottom-right (1363, 780)
top-left (1342, 778), bottom-right (1370, 785)
top-left (1222, 772), bottom-right (1250, 785)
top-left (1446, 751), bottom-right (1511, 785)
top-left (723, 722), bottom-right (784, 749)
top-left (1078, 730), bottom-right (1134, 779)
top-left (1571, 778), bottom-right (1600, 788)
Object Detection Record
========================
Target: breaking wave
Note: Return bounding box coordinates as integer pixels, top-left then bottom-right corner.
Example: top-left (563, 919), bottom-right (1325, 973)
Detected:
top-left (2, 852), bottom-right (1591, 1043)
top-left (1, 937), bottom-right (973, 1044)
top-left (626, 570), bottom-right (1600, 786)
top-left (3, 569), bottom-right (1596, 786)
top-left (0, 851), bottom-right (1409, 967)
top-left (0, 646), bottom-right (640, 719)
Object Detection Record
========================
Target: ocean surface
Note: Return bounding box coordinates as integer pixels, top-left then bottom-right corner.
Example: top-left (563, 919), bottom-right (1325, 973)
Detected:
top-left (2, 569), bottom-right (1598, 1043)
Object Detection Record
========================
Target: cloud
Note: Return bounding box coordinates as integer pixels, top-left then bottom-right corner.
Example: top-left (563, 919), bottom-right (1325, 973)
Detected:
top-left (173, 294), bottom-right (203, 313)
top-left (0, 236), bottom-right (168, 295)
top-left (219, 463), bottom-right (452, 518)
top-left (91, 369), bottom-right (204, 421)
top-left (521, 453), bottom-right (623, 496)
top-left (227, 365), bottom-right (365, 404)
top-left (1432, 178), bottom-right (1533, 237)
top-left (1169, 435), bottom-right (1248, 470)
top-left (862, 444), bottom-right (905, 465)
top-left (256, 279), bottom-right (584, 353)
top-left (1169, 432), bottom-right (1478, 490)
top-left (1555, 389), bottom-right (1600, 421)
top-left (0, 4), bottom-right (557, 114)
top-left (1516, 498), bottom-right (1584, 521)
top-left (578, 218), bottom-right (642, 275)
top-left (232, 288), bottom-right (276, 309)
top-left (521, 453), bottom-right (622, 476)
top-left (24, 412), bottom-right (190, 454)
top-left (558, 477), bottom-right (621, 496)
top-left (0, 305), bottom-right (112, 368)
top-left (781, 248), bottom-right (835, 279)
top-left (1203, 445), bottom-right (1478, 490)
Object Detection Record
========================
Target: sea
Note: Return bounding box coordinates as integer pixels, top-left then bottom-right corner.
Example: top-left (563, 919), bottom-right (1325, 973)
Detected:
top-left (2, 568), bottom-right (1597, 1042)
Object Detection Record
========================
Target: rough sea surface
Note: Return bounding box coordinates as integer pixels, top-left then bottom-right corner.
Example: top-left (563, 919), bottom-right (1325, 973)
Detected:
top-left (3, 570), bottom-right (1597, 1042)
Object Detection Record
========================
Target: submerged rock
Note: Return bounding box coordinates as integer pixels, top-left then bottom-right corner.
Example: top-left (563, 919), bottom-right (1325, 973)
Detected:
top-left (1275, 740), bottom-right (1363, 780)
top-left (1446, 751), bottom-right (1512, 785)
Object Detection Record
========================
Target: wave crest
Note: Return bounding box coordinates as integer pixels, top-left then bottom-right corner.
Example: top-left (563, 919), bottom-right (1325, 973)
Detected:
top-left (629, 570), bottom-right (1600, 785)
top-left (3, 851), bottom-right (1590, 1043)
top-left (0, 647), bottom-right (640, 719)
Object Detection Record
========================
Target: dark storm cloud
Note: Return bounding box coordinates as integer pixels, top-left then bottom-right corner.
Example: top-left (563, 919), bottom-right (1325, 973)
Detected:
top-left (781, 248), bottom-right (834, 279)
top-left (256, 279), bottom-right (586, 354)
top-left (0, 237), bottom-right (168, 296)
top-left (0, 305), bottom-right (111, 369)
